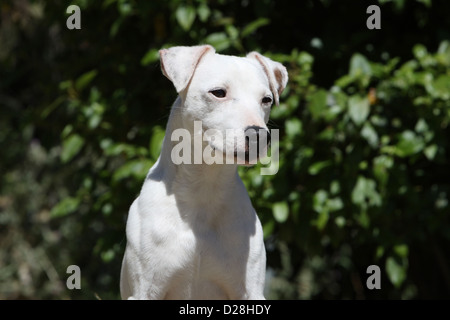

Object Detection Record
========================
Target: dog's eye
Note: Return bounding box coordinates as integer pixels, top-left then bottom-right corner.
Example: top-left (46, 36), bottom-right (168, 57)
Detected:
top-left (262, 96), bottom-right (273, 104)
top-left (209, 89), bottom-right (227, 98)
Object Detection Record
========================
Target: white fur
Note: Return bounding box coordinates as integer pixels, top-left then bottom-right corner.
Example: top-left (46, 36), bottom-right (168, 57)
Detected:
top-left (120, 45), bottom-right (288, 300)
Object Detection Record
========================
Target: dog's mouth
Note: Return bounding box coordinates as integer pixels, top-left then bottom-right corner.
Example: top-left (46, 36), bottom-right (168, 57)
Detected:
top-left (209, 144), bottom-right (257, 165)
top-left (208, 136), bottom-right (271, 166)
top-left (202, 125), bottom-right (271, 165)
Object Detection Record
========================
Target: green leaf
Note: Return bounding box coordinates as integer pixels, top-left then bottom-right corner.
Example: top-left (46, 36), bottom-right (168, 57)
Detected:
top-left (241, 18), bottom-right (270, 38)
top-left (318, 127), bottom-right (334, 141)
top-left (110, 17), bottom-right (124, 37)
top-left (226, 25), bottom-right (239, 41)
top-left (376, 246), bottom-right (385, 260)
top-left (273, 201), bottom-right (289, 223)
top-left (51, 197), bottom-right (80, 218)
top-left (335, 74), bottom-right (354, 88)
top-left (424, 144), bottom-right (438, 160)
top-left (334, 216), bottom-right (346, 228)
top-left (352, 176), bottom-right (366, 205)
top-left (330, 180), bottom-right (341, 195)
top-left (250, 172), bottom-right (263, 187)
top-left (308, 160), bottom-right (331, 175)
top-left (103, 142), bottom-right (147, 158)
top-left (308, 89), bottom-right (328, 119)
top-left (175, 5), bottom-right (196, 31)
top-left (356, 210), bottom-right (370, 228)
top-left (395, 130), bottom-right (424, 157)
top-left (427, 75), bottom-right (450, 100)
top-left (118, 1), bottom-right (132, 16)
top-left (361, 123), bottom-right (379, 148)
top-left (348, 53), bottom-right (372, 87)
top-left (141, 48), bottom-right (160, 66)
top-left (436, 40), bottom-right (450, 66)
top-left (297, 51), bottom-right (314, 66)
top-left (197, 3), bottom-right (210, 22)
top-left (262, 220), bottom-right (275, 238)
top-left (112, 159), bottom-right (153, 182)
top-left (394, 244), bottom-right (409, 258)
top-left (285, 118), bottom-right (302, 138)
top-left (313, 189), bottom-right (328, 213)
top-left (348, 95), bottom-right (370, 126)
top-left (149, 126), bottom-right (166, 160)
top-left (386, 256), bottom-right (407, 288)
top-left (327, 197), bottom-right (343, 212)
top-left (351, 176), bottom-right (381, 208)
top-left (414, 118), bottom-right (429, 134)
top-left (84, 102), bottom-right (105, 129)
top-left (413, 44), bottom-right (428, 60)
top-left (61, 134), bottom-right (85, 163)
top-left (350, 53), bottom-right (372, 78)
top-left (75, 70), bottom-right (98, 91)
top-left (315, 210), bottom-right (329, 230)
top-left (373, 155), bottom-right (394, 185)
top-left (101, 248), bottom-right (116, 263)
top-left (203, 32), bottom-right (230, 52)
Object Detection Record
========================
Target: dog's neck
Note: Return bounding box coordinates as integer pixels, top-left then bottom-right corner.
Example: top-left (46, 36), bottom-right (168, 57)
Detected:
top-left (149, 97), bottom-right (240, 194)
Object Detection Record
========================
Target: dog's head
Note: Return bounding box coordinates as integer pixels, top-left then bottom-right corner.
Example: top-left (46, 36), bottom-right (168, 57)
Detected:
top-left (159, 45), bottom-right (288, 165)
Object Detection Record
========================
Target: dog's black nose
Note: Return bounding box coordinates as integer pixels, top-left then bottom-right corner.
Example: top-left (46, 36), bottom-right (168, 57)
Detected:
top-left (244, 126), bottom-right (271, 162)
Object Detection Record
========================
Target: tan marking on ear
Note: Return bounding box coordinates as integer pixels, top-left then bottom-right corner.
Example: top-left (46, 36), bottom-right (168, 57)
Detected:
top-left (159, 45), bottom-right (215, 93)
top-left (246, 51), bottom-right (288, 106)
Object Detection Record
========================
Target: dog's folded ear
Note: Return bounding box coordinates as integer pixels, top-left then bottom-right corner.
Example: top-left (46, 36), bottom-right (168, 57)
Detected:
top-left (159, 45), bottom-right (215, 93)
top-left (246, 52), bottom-right (288, 105)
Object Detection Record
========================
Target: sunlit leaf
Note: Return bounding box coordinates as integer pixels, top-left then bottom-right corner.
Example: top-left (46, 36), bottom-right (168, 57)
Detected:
top-left (51, 197), bottom-right (80, 218)
top-left (351, 176), bottom-right (381, 208)
top-left (424, 144), bottom-right (438, 160)
top-left (141, 48), bottom-right (160, 66)
top-left (427, 75), bottom-right (450, 100)
top-left (241, 18), bottom-right (270, 38)
top-left (308, 160), bottom-right (331, 175)
top-left (285, 118), bottom-right (302, 138)
top-left (61, 134), bottom-right (85, 163)
top-left (361, 123), bottom-right (379, 148)
top-left (176, 5), bottom-right (196, 31)
top-left (75, 70), bottom-right (98, 91)
top-left (386, 256), bottom-right (407, 288)
top-left (204, 32), bottom-right (230, 52)
top-left (350, 53), bottom-right (372, 77)
top-left (273, 201), bottom-right (289, 223)
top-left (308, 89), bottom-right (328, 119)
top-left (348, 95), bottom-right (370, 125)
top-left (197, 3), bottom-right (210, 22)
top-left (112, 159), bottom-right (153, 182)
top-left (395, 130), bottom-right (424, 157)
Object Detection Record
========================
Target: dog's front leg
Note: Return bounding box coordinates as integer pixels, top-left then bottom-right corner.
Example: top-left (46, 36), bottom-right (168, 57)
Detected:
top-left (120, 248), bottom-right (170, 300)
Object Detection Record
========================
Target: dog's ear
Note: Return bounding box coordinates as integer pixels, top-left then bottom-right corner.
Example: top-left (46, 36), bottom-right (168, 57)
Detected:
top-left (247, 52), bottom-right (288, 105)
top-left (159, 45), bottom-right (215, 93)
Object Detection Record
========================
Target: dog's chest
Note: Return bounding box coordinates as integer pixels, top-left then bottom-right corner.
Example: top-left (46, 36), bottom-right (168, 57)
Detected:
top-left (170, 202), bottom-right (256, 295)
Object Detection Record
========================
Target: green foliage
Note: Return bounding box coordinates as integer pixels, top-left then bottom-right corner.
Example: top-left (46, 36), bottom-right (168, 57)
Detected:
top-left (1, 0), bottom-right (450, 300)
top-left (241, 36), bottom-right (450, 299)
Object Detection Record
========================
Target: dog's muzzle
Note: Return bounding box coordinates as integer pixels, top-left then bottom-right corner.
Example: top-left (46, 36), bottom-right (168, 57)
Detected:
top-left (243, 125), bottom-right (271, 162)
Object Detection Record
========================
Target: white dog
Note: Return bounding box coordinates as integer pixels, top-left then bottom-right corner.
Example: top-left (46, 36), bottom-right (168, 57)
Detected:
top-left (120, 45), bottom-right (288, 300)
